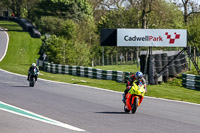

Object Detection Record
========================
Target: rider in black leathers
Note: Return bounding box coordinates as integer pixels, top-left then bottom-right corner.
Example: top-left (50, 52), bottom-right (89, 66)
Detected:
top-left (27, 63), bottom-right (39, 81)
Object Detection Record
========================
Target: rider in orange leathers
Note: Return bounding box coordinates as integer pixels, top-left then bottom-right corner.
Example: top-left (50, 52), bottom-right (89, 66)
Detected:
top-left (122, 71), bottom-right (147, 103)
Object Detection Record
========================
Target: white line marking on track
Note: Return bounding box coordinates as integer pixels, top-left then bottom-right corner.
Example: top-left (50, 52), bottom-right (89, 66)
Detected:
top-left (0, 101), bottom-right (85, 132)
top-left (0, 29), bottom-right (9, 62)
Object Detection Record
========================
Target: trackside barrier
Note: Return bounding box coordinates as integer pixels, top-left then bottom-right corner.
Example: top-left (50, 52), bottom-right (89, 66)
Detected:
top-left (37, 60), bottom-right (131, 83)
top-left (0, 16), bottom-right (41, 38)
top-left (182, 73), bottom-right (200, 90)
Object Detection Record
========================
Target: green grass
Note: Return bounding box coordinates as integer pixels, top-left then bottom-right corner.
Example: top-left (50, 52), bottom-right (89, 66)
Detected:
top-left (0, 21), bottom-right (41, 75)
top-left (0, 21), bottom-right (200, 104)
top-left (39, 71), bottom-right (125, 92)
top-left (94, 65), bottom-right (140, 73)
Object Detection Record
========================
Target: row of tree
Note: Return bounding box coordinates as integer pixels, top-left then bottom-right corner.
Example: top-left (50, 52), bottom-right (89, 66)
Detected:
top-left (0, 0), bottom-right (200, 66)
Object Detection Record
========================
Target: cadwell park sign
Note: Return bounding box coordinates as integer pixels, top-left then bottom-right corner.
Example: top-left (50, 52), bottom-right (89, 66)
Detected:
top-left (101, 29), bottom-right (187, 47)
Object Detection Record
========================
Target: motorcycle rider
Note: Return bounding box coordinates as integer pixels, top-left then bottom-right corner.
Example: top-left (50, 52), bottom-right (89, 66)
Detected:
top-left (122, 71), bottom-right (147, 103)
top-left (27, 63), bottom-right (39, 81)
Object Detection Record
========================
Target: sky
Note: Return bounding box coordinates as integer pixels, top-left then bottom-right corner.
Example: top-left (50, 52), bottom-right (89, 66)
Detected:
top-left (170, 0), bottom-right (200, 4)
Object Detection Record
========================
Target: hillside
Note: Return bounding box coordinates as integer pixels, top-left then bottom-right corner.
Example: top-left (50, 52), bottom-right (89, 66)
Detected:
top-left (0, 21), bottom-right (42, 75)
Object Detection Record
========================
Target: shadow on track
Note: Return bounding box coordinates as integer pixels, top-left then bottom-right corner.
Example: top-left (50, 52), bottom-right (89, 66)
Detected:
top-left (10, 86), bottom-right (29, 87)
top-left (0, 29), bottom-right (25, 32)
top-left (95, 112), bottom-right (129, 114)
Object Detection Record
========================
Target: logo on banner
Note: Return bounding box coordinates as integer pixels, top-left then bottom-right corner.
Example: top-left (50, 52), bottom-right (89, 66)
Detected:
top-left (165, 32), bottom-right (180, 44)
top-left (124, 35), bottom-right (163, 42)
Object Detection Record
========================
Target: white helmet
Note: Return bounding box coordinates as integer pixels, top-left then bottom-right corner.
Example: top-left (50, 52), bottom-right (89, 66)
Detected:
top-left (32, 63), bottom-right (36, 67)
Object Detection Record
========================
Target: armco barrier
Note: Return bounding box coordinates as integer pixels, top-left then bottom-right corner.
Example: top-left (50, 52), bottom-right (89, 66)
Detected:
top-left (37, 60), bottom-right (130, 83)
top-left (182, 73), bottom-right (200, 90)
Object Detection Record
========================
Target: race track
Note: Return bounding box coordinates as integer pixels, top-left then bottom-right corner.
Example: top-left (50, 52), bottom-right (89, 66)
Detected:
top-left (0, 29), bottom-right (200, 133)
top-left (0, 69), bottom-right (200, 133)
top-left (0, 28), bottom-right (9, 61)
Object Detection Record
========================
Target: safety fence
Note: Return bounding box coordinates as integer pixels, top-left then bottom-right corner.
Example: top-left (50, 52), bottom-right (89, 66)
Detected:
top-left (182, 73), bottom-right (200, 90)
top-left (37, 60), bottom-right (130, 83)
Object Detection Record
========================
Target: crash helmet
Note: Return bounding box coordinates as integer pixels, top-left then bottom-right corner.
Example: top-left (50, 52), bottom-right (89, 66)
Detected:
top-left (32, 63), bottom-right (36, 67)
top-left (136, 71), bottom-right (143, 79)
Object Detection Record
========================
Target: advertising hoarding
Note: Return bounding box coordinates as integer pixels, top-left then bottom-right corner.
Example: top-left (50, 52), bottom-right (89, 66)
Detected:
top-left (117, 29), bottom-right (187, 47)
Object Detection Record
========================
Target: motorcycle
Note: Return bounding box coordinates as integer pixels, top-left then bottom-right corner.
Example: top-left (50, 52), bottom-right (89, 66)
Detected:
top-left (124, 82), bottom-right (145, 114)
top-left (28, 68), bottom-right (39, 87)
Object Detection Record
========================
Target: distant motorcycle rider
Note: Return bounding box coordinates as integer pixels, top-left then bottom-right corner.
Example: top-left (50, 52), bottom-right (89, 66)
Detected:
top-left (122, 71), bottom-right (147, 103)
top-left (27, 63), bottom-right (39, 81)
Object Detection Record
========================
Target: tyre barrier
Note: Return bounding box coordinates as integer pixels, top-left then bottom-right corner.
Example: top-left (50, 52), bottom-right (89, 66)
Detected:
top-left (0, 16), bottom-right (41, 38)
top-left (174, 55), bottom-right (182, 74)
top-left (140, 54), bottom-right (146, 74)
top-left (161, 53), bottom-right (169, 82)
top-left (37, 60), bottom-right (130, 83)
top-left (149, 55), bottom-right (155, 85)
top-left (140, 51), bottom-right (188, 84)
top-left (168, 55), bottom-right (177, 77)
top-left (154, 54), bottom-right (162, 74)
top-left (180, 54), bottom-right (187, 70)
top-left (182, 73), bottom-right (200, 90)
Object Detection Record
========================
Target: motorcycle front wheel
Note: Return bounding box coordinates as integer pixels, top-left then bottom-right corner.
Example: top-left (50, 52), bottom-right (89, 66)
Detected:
top-left (131, 97), bottom-right (138, 114)
top-left (29, 77), bottom-right (35, 87)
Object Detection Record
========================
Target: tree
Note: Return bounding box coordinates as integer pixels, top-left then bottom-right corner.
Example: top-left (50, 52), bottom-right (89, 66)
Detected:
top-left (173, 0), bottom-right (200, 25)
top-left (148, 0), bottom-right (184, 29)
top-left (41, 17), bottom-right (97, 66)
top-left (187, 14), bottom-right (200, 48)
top-left (34, 0), bottom-right (93, 21)
top-left (0, 0), bottom-right (38, 18)
top-left (39, 17), bottom-right (76, 38)
top-left (44, 35), bottom-right (92, 66)
top-left (1, 0), bottom-right (25, 17)
top-left (23, 0), bottom-right (38, 19)
top-left (141, 0), bottom-right (153, 29)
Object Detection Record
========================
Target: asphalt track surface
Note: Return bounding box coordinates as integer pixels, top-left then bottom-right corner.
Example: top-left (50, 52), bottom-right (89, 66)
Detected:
top-left (0, 69), bottom-right (200, 133)
top-left (0, 30), bottom-right (200, 133)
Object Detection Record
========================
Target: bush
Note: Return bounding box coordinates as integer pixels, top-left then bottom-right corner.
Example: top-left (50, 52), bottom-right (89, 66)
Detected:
top-left (39, 17), bottom-right (76, 38)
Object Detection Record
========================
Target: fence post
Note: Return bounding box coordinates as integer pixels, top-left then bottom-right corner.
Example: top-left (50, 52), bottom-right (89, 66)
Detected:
top-left (107, 56), bottom-right (109, 65)
top-left (102, 47), bottom-right (104, 66)
top-left (116, 54), bottom-right (118, 65)
top-left (126, 52), bottom-right (128, 65)
top-left (131, 52), bottom-right (133, 62)
top-left (111, 55), bottom-right (113, 65)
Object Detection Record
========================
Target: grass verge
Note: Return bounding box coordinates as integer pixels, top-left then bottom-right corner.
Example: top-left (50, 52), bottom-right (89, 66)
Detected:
top-left (0, 21), bottom-right (200, 104)
top-left (0, 21), bottom-right (41, 74)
